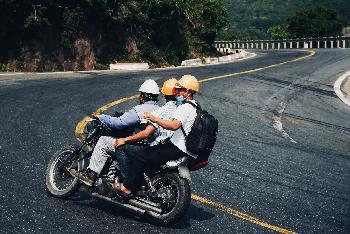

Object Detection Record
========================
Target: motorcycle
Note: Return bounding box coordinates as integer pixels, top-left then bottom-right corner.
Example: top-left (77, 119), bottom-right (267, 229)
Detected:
top-left (45, 117), bottom-right (202, 226)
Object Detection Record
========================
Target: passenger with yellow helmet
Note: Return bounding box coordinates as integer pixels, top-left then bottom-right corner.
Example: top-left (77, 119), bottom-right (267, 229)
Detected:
top-left (116, 75), bottom-right (200, 197)
top-left (113, 78), bottom-right (179, 188)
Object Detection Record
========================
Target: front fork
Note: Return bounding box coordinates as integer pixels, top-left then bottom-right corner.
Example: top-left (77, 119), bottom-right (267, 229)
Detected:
top-left (65, 145), bottom-right (90, 172)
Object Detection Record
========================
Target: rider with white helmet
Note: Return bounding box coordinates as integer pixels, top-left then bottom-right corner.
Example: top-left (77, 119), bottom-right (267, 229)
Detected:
top-left (98, 79), bottom-right (160, 130)
top-left (72, 79), bottom-right (160, 187)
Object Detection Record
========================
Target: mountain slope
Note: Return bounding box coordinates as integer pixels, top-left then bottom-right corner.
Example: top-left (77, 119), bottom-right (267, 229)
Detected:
top-left (223, 0), bottom-right (350, 39)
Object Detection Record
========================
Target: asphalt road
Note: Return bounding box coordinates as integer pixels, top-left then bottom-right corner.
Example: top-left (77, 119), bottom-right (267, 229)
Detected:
top-left (0, 49), bottom-right (349, 233)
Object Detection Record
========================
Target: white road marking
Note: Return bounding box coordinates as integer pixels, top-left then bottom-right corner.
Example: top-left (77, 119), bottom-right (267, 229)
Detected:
top-left (334, 70), bottom-right (350, 107)
top-left (272, 101), bottom-right (297, 144)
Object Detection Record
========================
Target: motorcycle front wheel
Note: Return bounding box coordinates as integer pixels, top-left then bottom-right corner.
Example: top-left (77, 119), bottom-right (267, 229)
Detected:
top-left (145, 171), bottom-right (191, 226)
top-left (45, 145), bottom-right (81, 198)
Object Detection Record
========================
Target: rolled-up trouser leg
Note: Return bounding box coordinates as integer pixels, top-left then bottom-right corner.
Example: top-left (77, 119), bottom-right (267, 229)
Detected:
top-left (88, 136), bottom-right (116, 174)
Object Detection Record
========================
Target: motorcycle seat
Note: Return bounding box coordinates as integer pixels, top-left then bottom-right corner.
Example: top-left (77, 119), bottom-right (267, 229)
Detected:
top-left (164, 156), bottom-right (189, 169)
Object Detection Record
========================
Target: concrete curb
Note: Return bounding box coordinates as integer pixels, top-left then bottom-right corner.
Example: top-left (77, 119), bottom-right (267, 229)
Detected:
top-left (109, 63), bottom-right (149, 70)
top-left (0, 51), bottom-right (257, 76)
top-left (334, 70), bottom-right (350, 107)
top-left (180, 50), bottom-right (254, 67)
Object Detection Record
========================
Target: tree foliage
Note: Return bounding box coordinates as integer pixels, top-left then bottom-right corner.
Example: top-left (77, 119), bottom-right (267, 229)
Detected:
top-left (287, 6), bottom-right (345, 38)
top-left (0, 0), bottom-right (228, 71)
top-left (222, 0), bottom-right (350, 39)
top-left (267, 24), bottom-right (291, 39)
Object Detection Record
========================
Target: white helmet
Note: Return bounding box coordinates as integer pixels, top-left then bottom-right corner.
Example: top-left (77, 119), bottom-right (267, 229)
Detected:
top-left (139, 79), bottom-right (160, 95)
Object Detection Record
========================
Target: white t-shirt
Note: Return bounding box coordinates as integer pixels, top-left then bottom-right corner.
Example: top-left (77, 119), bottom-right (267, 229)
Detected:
top-left (170, 100), bottom-right (197, 158)
top-left (149, 101), bottom-right (178, 146)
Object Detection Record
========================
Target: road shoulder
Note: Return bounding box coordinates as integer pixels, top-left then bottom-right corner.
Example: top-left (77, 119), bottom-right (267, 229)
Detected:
top-left (334, 71), bottom-right (350, 107)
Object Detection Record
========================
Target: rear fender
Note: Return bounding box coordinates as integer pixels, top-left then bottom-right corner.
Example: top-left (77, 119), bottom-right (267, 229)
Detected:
top-left (178, 165), bottom-right (191, 181)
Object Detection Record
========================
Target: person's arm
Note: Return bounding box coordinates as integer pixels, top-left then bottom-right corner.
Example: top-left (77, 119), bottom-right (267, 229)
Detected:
top-left (98, 108), bottom-right (139, 130)
top-left (143, 112), bottom-right (181, 130)
top-left (114, 124), bottom-right (156, 148)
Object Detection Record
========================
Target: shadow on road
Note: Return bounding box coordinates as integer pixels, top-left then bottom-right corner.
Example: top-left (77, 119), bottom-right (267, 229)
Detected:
top-left (65, 190), bottom-right (215, 228)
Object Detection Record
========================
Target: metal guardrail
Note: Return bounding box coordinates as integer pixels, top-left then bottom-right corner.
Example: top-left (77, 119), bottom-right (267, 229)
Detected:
top-left (214, 36), bottom-right (350, 51)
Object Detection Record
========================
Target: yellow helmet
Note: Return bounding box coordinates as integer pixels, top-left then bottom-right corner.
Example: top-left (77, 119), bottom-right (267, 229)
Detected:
top-left (175, 75), bottom-right (199, 92)
top-left (161, 78), bottom-right (178, 95)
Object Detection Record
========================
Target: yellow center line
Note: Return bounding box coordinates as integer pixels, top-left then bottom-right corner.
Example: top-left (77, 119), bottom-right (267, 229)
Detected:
top-left (191, 194), bottom-right (296, 234)
top-left (75, 50), bottom-right (315, 232)
top-left (199, 50), bottom-right (315, 83)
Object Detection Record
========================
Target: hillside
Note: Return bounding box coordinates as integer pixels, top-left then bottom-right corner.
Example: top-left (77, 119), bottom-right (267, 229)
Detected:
top-left (223, 0), bottom-right (350, 39)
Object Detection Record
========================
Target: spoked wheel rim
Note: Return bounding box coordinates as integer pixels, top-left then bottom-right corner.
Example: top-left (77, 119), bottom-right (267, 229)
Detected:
top-left (49, 151), bottom-right (78, 191)
top-left (152, 177), bottom-right (179, 215)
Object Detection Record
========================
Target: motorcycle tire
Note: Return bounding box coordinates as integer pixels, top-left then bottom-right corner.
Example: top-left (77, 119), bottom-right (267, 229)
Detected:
top-left (45, 144), bottom-right (81, 198)
top-left (144, 172), bottom-right (191, 226)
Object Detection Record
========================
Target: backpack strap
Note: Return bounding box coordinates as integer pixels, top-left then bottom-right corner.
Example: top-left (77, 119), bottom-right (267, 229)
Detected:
top-left (180, 101), bottom-right (200, 137)
top-left (181, 126), bottom-right (187, 136)
top-left (183, 100), bottom-right (201, 110)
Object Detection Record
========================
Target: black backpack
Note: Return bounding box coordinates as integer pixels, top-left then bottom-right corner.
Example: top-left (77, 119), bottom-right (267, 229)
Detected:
top-left (181, 101), bottom-right (218, 170)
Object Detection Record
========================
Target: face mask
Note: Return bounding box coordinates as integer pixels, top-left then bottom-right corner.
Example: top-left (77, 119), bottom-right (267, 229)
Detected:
top-left (176, 90), bottom-right (190, 104)
top-left (176, 95), bottom-right (185, 104)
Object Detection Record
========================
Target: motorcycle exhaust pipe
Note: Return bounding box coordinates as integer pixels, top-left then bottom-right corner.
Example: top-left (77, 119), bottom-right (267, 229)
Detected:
top-left (92, 193), bottom-right (162, 214)
top-left (128, 199), bottom-right (162, 214)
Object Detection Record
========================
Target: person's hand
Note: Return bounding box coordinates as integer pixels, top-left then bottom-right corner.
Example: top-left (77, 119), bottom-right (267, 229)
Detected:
top-left (143, 112), bottom-right (158, 123)
top-left (114, 138), bottom-right (126, 148)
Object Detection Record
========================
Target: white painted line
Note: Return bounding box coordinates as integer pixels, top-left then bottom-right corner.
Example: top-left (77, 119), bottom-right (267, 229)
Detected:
top-left (334, 71), bottom-right (350, 107)
top-left (272, 101), bottom-right (297, 144)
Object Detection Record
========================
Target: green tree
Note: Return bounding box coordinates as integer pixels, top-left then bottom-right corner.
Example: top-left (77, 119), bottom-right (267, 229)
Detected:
top-left (287, 6), bottom-right (345, 38)
top-left (267, 24), bottom-right (291, 39)
top-left (0, 0), bottom-right (229, 71)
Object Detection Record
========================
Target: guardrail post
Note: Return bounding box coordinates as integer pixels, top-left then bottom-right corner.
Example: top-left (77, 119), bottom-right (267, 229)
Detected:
top-left (214, 37), bottom-right (350, 51)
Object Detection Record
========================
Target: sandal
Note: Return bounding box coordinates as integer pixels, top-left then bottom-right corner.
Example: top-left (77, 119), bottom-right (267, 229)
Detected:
top-left (110, 182), bottom-right (121, 190)
top-left (114, 186), bottom-right (134, 199)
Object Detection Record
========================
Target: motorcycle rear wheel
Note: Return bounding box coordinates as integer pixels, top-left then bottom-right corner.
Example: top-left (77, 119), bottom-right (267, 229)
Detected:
top-left (144, 172), bottom-right (191, 226)
top-left (45, 144), bottom-right (81, 198)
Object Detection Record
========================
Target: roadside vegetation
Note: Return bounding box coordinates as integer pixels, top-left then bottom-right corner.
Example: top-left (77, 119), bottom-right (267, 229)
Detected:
top-left (222, 0), bottom-right (349, 40)
top-left (2, 1), bottom-right (349, 72)
top-left (0, 0), bottom-right (228, 72)
top-left (267, 6), bottom-right (346, 39)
